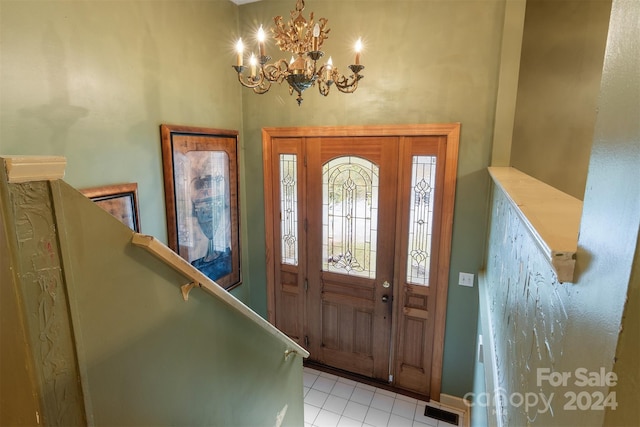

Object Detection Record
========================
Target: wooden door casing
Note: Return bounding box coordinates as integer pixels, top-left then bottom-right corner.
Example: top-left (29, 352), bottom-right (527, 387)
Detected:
top-left (263, 125), bottom-right (460, 400)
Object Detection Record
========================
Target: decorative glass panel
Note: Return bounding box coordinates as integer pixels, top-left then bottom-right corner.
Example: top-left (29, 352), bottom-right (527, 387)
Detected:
top-left (322, 156), bottom-right (379, 278)
top-left (280, 154), bottom-right (298, 265)
top-left (406, 155), bottom-right (437, 286)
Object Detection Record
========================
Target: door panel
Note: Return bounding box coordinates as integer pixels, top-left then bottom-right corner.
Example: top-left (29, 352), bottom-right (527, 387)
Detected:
top-left (319, 272), bottom-right (376, 376)
top-left (277, 266), bottom-right (303, 342)
top-left (267, 138), bottom-right (306, 347)
top-left (307, 137), bottom-right (398, 381)
top-left (393, 136), bottom-right (447, 395)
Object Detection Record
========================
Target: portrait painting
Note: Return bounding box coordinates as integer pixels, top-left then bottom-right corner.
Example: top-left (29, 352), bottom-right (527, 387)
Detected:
top-left (160, 124), bottom-right (241, 290)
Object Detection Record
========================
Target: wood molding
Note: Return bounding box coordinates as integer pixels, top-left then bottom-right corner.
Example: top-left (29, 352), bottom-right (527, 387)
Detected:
top-left (488, 167), bottom-right (581, 283)
top-left (262, 124), bottom-right (460, 138)
top-left (430, 123), bottom-right (460, 401)
top-left (2, 155), bottom-right (66, 183)
top-left (262, 129), bottom-right (277, 324)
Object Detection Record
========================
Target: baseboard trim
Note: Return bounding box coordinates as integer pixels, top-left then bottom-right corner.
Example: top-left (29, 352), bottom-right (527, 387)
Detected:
top-left (439, 393), bottom-right (470, 412)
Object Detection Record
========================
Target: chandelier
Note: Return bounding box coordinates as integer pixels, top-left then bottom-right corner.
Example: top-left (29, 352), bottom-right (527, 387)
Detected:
top-left (232, 0), bottom-right (365, 106)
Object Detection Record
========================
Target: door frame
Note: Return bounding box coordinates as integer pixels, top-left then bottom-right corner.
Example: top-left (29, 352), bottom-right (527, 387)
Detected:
top-left (262, 124), bottom-right (460, 400)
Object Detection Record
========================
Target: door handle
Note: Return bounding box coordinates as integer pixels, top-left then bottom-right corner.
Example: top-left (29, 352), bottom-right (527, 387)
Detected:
top-left (382, 295), bottom-right (389, 303)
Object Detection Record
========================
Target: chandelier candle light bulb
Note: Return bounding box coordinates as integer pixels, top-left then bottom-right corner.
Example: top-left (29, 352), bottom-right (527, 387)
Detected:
top-left (231, 0), bottom-right (365, 105)
top-left (313, 23), bottom-right (320, 51)
top-left (354, 38), bottom-right (362, 65)
top-left (236, 39), bottom-right (244, 67)
top-left (257, 26), bottom-right (266, 57)
top-left (326, 57), bottom-right (333, 81)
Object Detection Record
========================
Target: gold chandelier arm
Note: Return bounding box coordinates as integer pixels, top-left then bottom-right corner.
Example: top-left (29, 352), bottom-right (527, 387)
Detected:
top-left (263, 59), bottom-right (290, 84)
top-left (316, 64), bottom-right (332, 96)
top-left (331, 67), bottom-right (365, 94)
top-left (252, 79), bottom-right (272, 94)
top-left (236, 70), bottom-right (262, 89)
top-left (317, 79), bottom-right (331, 97)
top-left (235, 69), bottom-right (272, 94)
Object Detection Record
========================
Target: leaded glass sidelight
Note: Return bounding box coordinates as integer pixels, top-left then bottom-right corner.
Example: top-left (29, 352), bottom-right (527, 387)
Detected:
top-left (322, 156), bottom-right (379, 278)
top-left (280, 154), bottom-right (298, 265)
top-left (406, 155), bottom-right (437, 286)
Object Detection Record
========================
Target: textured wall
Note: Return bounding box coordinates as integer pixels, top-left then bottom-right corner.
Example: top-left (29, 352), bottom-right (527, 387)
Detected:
top-left (484, 121), bottom-right (638, 426)
top-left (481, 2), bottom-right (639, 424)
top-left (0, 179), bottom-right (43, 425)
top-left (485, 187), bottom-right (571, 426)
top-left (481, 1), bottom-right (639, 424)
top-left (6, 182), bottom-right (88, 425)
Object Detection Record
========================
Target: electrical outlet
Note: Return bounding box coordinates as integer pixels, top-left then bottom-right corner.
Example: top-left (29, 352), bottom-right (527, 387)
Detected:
top-left (459, 272), bottom-right (474, 287)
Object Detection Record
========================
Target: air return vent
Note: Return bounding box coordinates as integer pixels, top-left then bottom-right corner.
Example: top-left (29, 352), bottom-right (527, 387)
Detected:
top-left (424, 405), bottom-right (460, 425)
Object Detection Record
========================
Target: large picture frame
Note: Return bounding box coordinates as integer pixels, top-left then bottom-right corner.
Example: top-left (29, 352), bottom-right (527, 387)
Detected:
top-left (160, 124), bottom-right (241, 290)
top-left (81, 183), bottom-right (141, 232)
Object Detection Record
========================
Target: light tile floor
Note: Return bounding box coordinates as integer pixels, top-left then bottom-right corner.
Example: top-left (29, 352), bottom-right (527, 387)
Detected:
top-left (303, 367), bottom-right (465, 427)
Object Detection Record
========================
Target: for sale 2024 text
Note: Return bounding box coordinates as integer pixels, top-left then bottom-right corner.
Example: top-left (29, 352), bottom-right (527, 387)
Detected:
top-left (537, 367), bottom-right (618, 411)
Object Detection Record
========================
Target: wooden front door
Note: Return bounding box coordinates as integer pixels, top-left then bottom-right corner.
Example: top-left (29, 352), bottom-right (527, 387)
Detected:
top-left (306, 137), bottom-right (398, 381)
top-left (263, 125), bottom-right (459, 399)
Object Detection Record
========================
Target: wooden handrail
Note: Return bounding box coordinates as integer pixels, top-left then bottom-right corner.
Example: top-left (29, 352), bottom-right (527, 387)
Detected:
top-left (131, 233), bottom-right (309, 359)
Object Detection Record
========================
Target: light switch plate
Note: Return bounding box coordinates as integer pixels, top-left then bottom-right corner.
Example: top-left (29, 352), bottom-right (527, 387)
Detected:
top-left (459, 272), bottom-right (474, 287)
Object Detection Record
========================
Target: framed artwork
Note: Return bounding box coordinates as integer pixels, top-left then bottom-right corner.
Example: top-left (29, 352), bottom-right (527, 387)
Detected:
top-left (81, 183), bottom-right (141, 232)
top-left (160, 124), bottom-right (241, 290)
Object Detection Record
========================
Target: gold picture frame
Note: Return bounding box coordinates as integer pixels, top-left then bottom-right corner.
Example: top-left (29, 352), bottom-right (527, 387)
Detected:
top-left (81, 183), bottom-right (141, 232)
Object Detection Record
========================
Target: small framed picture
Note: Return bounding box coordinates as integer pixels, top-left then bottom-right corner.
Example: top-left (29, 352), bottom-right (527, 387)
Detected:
top-left (81, 183), bottom-right (141, 232)
top-left (160, 124), bottom-right (241, 290)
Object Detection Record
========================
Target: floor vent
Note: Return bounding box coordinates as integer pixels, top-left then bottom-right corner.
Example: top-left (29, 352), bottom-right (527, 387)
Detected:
top-left (424, 405), bottom-right (460, 425)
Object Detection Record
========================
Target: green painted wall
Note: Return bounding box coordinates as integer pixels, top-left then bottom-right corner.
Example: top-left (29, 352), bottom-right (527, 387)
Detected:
top-left (238, 0), bottom-right (505, 397)
top-left (510, 0), bottom-right (611, 200)
top-left (606, 230), bottom-right (640, 426)
top-left (0, 0), bottom-right (248, 301)
top-left (594, 0), bottom-right (640, 423)
top-left (56, 180), bottom-right (305, 426)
